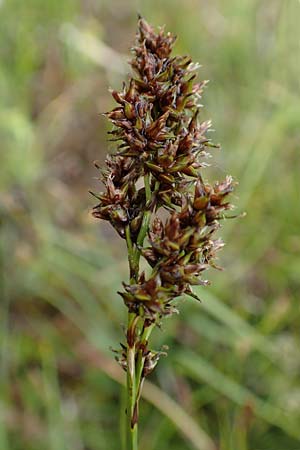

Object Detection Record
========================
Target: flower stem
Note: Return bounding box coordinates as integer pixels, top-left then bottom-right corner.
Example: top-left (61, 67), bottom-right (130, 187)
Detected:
top-left (124, 174), bottom-right (154, 450)
top-left (133, 173), bottom-right (152, 270)
top-left (126, 312), bottom-right (138, 450)
top-left (135, 322), bottom-right (155, 391)
top-left (125, 225), bottom-right (137, 282)
top-left (125, 227), bottom-right (139, 449)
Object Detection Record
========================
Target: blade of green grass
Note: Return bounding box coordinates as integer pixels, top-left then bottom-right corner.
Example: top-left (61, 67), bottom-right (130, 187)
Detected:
top-left (193, 289), bottom-right (277, 362)
top-left (175, 349), bottom-right (300, 440)
top-left (41, 343), bottom-right (67, 450)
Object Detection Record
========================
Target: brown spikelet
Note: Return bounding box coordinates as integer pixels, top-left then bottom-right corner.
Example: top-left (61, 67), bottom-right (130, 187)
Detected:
top-left (91, 16), bottom-right (238, 371)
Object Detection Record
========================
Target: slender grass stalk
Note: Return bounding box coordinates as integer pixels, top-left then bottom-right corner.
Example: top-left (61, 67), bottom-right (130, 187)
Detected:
top-left (91, 17), bottom-right (238, 449)
top-left (125, 173), bottom-right (154, 449)
top-left (126, 312), bottom-right (138, 450)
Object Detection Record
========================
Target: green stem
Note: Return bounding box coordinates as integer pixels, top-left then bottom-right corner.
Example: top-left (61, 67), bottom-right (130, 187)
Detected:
top-left (144, 171), bottom-right (152, 201)
top-left (135, 322), bottom-right (156, 391)
top-left (125, 228), bottom-right (138, 449)
top-left (126, 312), bottom-right (138, 450)
top-left (125, 225), bottom-right (136, 282)
top-left (124, 173), bottom-right (157, 450)
top-left (133, 173), bottom-right (152, 270)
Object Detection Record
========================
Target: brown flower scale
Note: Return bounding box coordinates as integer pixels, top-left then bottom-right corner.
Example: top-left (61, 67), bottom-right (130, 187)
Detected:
top-left (93, 17), bottom-right (235, 319)
top-left (92, 17), bottom-right (236, 446)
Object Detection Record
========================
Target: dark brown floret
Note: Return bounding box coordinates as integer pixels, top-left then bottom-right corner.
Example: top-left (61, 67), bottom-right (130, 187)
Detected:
top-left (92, 18), bottom-right (237, 365)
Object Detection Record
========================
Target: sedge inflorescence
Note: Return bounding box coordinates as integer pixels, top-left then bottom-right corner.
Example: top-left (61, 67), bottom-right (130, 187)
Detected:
top-left (92, 18), bottom-right (236, 378)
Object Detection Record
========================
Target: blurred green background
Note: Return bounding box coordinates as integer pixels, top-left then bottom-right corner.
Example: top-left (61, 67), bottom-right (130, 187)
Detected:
top-left (1, 1), bottom-right (300, 449)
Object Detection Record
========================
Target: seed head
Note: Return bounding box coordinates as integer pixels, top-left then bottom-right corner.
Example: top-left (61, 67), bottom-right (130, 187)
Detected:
top-left (92, 17), bottom-right (238, 369)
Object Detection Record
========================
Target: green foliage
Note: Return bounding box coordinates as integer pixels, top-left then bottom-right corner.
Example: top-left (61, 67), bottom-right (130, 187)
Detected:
top-left (1, 1), bottom-right (300, 449)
